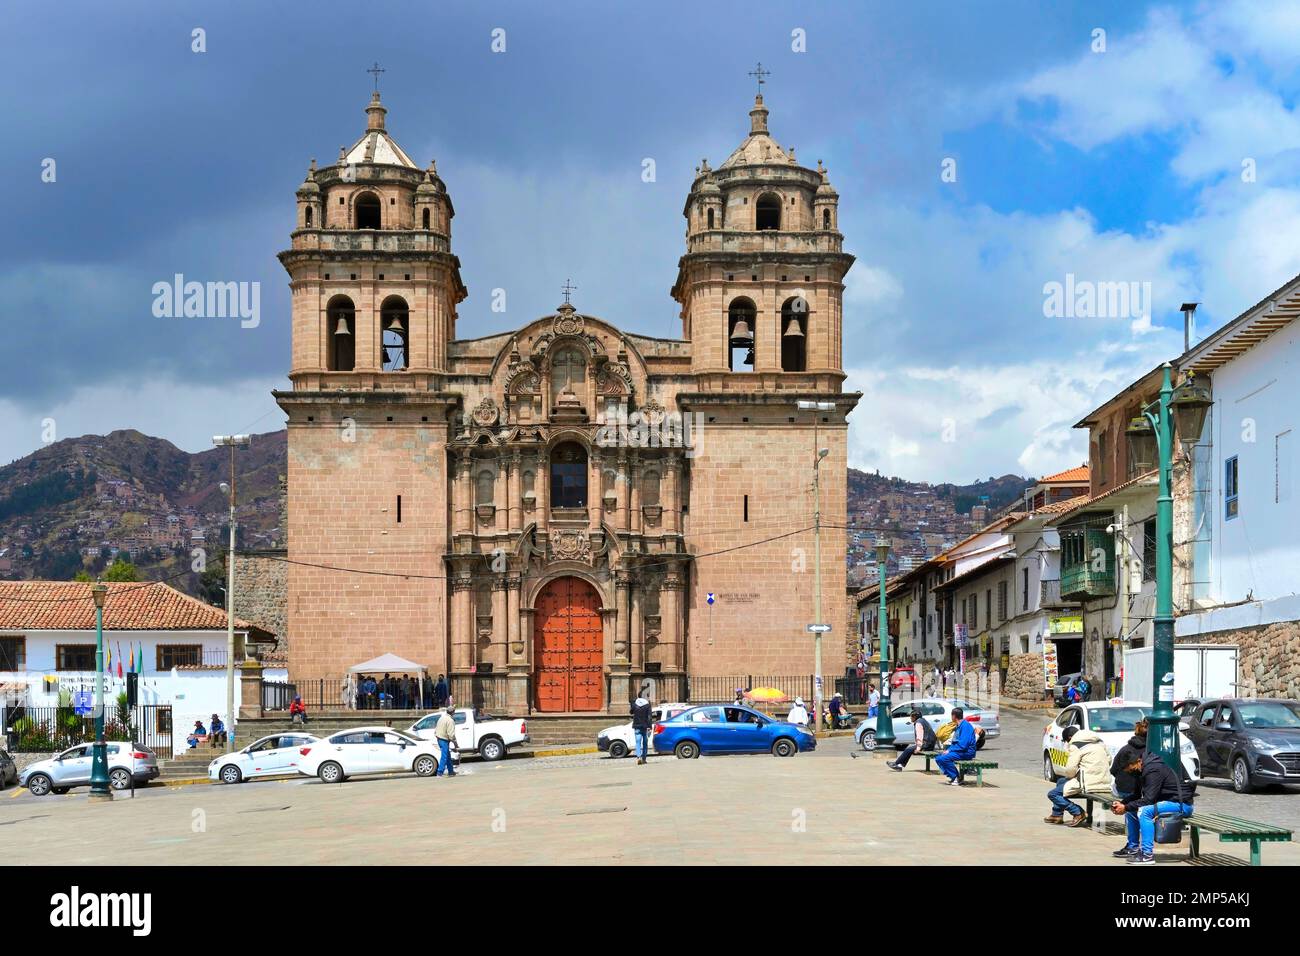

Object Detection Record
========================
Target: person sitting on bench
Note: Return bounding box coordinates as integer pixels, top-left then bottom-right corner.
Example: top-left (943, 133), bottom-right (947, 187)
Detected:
top-left (1046, 726), bottom-right (1113, 827)
top-left (887, 708), bottom-right (936, 771)
top-left (1110, 750), bottom-right (1195, 865)
top-left (828, 693), bottom-right (851, 729)
top-left (934, 707), bottom-right (978, 786)
top-left (186, 720), bottom-right (207, 749)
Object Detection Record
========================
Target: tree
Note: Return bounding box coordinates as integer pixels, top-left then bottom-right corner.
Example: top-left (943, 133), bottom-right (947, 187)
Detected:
top-left (72, 569), bottom-right (93, 582)
top-left (102, 559), bottom-right (139, 582)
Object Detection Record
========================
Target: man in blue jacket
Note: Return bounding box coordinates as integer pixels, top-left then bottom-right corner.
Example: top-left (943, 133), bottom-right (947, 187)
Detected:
top-left (935, 707), bottom-right (978, 786)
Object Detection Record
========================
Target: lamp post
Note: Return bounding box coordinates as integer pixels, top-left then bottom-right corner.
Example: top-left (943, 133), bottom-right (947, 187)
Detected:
top-left (88, 581), bottom-right (112, 801)
top-left (874, 538), bottom-right (895, 748)
top-left (213, 434), bottom-right (250, 753)
top-left (1124, 364), bottom-right (1212, 769)
top-left (797, 400), bottom-right (834, 736)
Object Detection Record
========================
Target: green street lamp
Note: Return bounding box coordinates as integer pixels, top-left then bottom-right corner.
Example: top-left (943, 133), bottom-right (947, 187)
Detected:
top-left (88, 581), bottom-right (112, 801)
top-left (874, 537), bottom-right (896, 748)
top-left (1125, 364), bottom-right (1212, 770)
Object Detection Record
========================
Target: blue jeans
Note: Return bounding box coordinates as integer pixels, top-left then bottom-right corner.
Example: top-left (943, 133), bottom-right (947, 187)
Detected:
top-left (1125, 802), bottom-right (1193, 854)
top-left (1047, 779), bottom-right (1083, 817)
top-left (894, 744), bottom-right (918, 767)
top-left (436, 738), bottom-right (455, 776)
top-left (634, 729), bottom-right (648, 759)
top-left (935, 750), bottom-right (973, 781)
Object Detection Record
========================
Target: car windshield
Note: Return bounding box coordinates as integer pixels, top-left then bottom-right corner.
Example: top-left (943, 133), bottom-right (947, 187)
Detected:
top-left (1236, 702), bottom-right (1300, 729)
top-left (1088, 707), bottom-right (1147, 733)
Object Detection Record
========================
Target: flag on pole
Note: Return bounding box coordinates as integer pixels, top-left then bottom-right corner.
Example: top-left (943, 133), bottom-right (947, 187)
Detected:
top-left (116, 642), bottom-right (124, 679)
top-left (137, 643), bottom-right (144, 674)
top-left (105, 641), bottom-right (111, 675)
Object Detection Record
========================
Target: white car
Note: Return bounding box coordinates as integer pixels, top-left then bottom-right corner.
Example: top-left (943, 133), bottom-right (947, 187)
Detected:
top-left (208, 732), bottom-right (320, 784)
top-left (596, 702), bottom-right (691, 757)
top-left (408, 708), bottom-right (528, 761)
top-left (20, 742), bottom-right (160, 795)
top-left (1042, 700), bottom-right (1200, 782)
top-left (296, 726), bottom-right (456, 783)
top-left (856, 697), bottom-right (1000, 750)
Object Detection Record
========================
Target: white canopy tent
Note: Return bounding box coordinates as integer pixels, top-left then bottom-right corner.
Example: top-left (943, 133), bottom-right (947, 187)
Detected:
top-left (348, 653), bottom-right (427, 674)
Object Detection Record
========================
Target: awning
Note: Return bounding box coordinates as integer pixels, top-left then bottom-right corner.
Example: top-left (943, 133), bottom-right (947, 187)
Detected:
top-left (348, 653), bottom-right (427, 674)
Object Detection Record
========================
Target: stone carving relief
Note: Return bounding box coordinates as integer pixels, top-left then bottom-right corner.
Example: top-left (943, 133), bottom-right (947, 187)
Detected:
top-left (549, 529), bottom-right (592, 564)
top-left (472, 397), bottom-right (500, 427)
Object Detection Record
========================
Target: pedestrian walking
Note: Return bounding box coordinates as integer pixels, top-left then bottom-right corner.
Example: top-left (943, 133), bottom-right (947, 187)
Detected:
top-left (867, 683), bottom-right (880, 718)
top-left (631, 693), bottom-right (653, 765)
top-left (787, 697), bottom-right (810, 726)
top-left (433, 701), bottom-right (458, 777)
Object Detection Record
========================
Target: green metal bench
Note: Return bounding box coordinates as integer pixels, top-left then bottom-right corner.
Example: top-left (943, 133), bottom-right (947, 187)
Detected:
top-left (917, 751), bottom-right (999, 787)
top-left (1188, 811), bottom-right (1292, 867)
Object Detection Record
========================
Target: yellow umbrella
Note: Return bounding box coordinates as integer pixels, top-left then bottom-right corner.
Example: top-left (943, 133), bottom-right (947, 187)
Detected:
top-left (744, 686), bottom-right (790, 703)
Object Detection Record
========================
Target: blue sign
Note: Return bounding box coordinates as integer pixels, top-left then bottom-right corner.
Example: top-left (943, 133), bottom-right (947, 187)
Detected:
top-left (706, 592), bottom-right (715, 605)
top-left (73, 691), bottom-right (93, 716)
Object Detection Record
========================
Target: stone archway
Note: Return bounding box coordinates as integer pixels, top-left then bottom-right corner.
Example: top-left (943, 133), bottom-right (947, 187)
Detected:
top-left (533, 576), bottom-right (604, 712)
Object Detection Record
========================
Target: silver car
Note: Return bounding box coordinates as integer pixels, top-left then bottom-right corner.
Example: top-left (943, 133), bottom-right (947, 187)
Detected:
top-left (856, 697), bottom-right (1001, 750)
top-left (19, 742), bottom-right (160, 796)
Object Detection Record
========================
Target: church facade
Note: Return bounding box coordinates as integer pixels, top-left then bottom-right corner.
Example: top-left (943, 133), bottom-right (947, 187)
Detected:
top-left (274, 89), bottom-right (859, 714)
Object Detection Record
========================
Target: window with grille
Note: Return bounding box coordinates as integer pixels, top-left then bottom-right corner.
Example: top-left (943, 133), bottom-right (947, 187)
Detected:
top-left (56, 645), bottom-right (96, 671)
top-left (0, 636), bottom-right (25, 671)
top-left (157, 644), bottom-right (202, 670)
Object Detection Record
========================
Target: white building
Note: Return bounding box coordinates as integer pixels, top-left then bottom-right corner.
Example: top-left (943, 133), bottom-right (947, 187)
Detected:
top-left (0, 581), bottom-right (281, 754)
top-left (1175, 281), bottom-right (1300, 698)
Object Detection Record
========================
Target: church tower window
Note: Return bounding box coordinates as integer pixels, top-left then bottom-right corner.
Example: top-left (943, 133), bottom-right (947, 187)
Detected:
top-left (727, 297), bottom-right (757, 372)
top-left (755, 192), bottom-right (781, 230)
top-left (355, 191), bottom-right (382, 229)
top-left (326, 295), bottom-right (356, 371)
top-left (380, 295), bottom-right (409, 371)
top-left (422, 208), bottom-right (431, 229)
top-left (305, 206), bottom-right (313, 226)
top-left (707, 208), bottom-right (715, 229)
top-left (780, 296), bottom-right (807, 372)
top-left (823, 209), bottom-right (831, 230)
top-left (550, 442), bottom-right (588, 509)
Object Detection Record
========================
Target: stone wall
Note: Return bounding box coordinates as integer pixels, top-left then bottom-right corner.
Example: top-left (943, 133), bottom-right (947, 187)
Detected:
top-left (1006, 651), bottom-right (1045, 700)
top-left (234, 549), bottom-right (288, 654)
top-left (1179, 623), bottom-right (1300, 700)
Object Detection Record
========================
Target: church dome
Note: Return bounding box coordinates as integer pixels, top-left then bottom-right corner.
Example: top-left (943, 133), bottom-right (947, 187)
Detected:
top-left (340, 92), bottom-right (418, 169)
top-left (296, 161), bottom-right (320, 196)
top-left (719, 94), bottom-right (791, 169)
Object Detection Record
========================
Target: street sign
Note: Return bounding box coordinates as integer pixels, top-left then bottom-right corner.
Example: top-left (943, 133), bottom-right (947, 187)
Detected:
top-left (706, 592), bottom-right (715, 605)
top-left (807, 624), bottom-right (831, 633)
top-left (73, 691), bottom-right (92, 716)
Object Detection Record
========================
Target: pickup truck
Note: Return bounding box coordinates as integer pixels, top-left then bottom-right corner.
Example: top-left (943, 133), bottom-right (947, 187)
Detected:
top-left (407, 708), bottom-right (528, 761)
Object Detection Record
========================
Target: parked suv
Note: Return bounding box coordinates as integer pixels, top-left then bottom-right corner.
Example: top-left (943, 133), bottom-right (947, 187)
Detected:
top-left (1182, 698), bottom-right (1300, 793)
top-left (20, 742), bottom-right (159, 796)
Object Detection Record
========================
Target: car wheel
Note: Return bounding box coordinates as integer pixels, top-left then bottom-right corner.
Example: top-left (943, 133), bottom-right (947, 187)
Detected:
top-left (52, 786), bottom-right (70, 795)
top-left (674, 740), bottom-right (700, 760)
top-left (480, 737), bottom-right (506, 762)
top-left (109, 768), bottom-right (131, 790)
top-left (413, 754), bottom-right (437, 777)
top-left (1231, 756), bottom-right (1254, 794)
top-left (608, 740), bottom-right (629, 759)
top-left (318, 761), bottom-right (345, 784)
top-left (771, 738), bottom-right (797, 758)
top-left (1043, 753), bottom-right (1057, 782)
top-left (860, 730), bottom-right (877, 752)
top-left (26, 774), bottom-right (51, 796)
top-left (219, 764), bottom-right (243, 785)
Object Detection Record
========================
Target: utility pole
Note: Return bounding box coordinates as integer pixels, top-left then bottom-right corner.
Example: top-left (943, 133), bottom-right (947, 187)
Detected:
top-left (213, 434), bottom-right (250, 753)
top-left (797, 400), bottom-right (834, 735)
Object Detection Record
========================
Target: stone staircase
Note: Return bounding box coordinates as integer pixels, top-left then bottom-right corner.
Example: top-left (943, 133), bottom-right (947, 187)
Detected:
top-left (158, 746), bottom-right (222, 781)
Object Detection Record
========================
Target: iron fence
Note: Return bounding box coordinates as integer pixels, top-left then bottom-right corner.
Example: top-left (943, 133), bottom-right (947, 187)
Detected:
top-left (2, 703), bottom-right (171, 753)
top-left (449, 674), bottom-right (509, 714)
top-left (262, 681), bottom-right (297, 712)
top-left (687, 675), bottom-right (815, 705)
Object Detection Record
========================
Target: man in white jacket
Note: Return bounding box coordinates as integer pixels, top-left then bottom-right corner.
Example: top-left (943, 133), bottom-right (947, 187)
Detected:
top-left (1046, 726), bottom-right (1114, 826)
top-left (787, 697), bottom-right (809, 726)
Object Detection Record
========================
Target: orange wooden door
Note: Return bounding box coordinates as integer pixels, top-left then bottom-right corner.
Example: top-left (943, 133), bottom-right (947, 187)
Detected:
top-left (533, 577), bottom-right (604, 712)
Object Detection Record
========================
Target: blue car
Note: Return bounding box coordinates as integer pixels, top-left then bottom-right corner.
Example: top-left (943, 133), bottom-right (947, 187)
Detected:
top-left (652, 705), bottom-right (816, 758)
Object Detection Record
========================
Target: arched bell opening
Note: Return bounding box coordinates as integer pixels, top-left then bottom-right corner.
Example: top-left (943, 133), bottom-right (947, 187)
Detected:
top-left (727, 297), bottom-right (756, 372)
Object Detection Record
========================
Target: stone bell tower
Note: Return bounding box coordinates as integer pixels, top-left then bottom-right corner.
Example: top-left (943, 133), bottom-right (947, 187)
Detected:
top-left (671, 92), bottom-right (853, 390)
top-left (274, 89), bottom-right (467, 680)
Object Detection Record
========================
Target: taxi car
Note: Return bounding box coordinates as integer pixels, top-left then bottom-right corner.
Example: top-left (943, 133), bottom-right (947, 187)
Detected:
top-left (1042, 700), bottom-right (1200, 782)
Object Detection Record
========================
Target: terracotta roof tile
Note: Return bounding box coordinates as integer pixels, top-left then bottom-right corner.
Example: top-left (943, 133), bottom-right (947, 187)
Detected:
top-left (0, 581), bottom-right (258, 633)
top-left (1041, 465), bottom-right (1090, 483)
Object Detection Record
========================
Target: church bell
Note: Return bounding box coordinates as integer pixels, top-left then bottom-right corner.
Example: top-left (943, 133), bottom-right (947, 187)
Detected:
top-left (334, 316), bottom-right (352, 336)
top-left (743, 347), bottom-right (755, 366)
top-left (384, 315), bottom-right (405, 332)
top-left (729, 319), bottom-right (754, 347)
top-left (783, 317), bottom-right (804, 337)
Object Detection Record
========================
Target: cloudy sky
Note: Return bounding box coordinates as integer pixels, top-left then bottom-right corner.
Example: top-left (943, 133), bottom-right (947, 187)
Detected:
top-left (6, 0), bottom-right (1300, 482)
